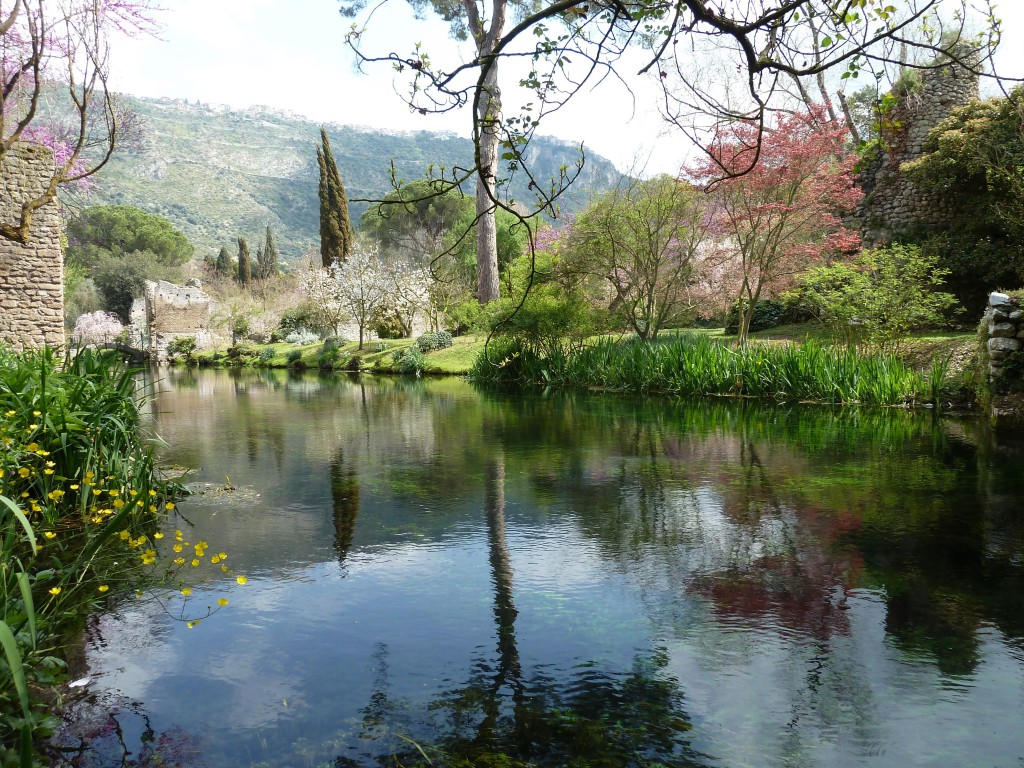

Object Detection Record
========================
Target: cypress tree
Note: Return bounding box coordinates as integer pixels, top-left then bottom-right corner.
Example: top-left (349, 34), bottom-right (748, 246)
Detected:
top-left (259, 225), bottom-right (278, 278)
top-left (317, 127), bottom-right (354, 268)
top-left (237, 237), bottom-right (252, 287)
top-left (254, 244), bottom-right (264, 279)
top-left (215, 245), bottom-right (232, 275)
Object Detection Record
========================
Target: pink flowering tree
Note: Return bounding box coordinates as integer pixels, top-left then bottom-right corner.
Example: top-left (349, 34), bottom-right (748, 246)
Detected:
top-left (1, 0), bottom-right (155, 243)
top-left (71, 310), bottom-right (124, 346)
top-left (683, 105), bottom-right (862, 345)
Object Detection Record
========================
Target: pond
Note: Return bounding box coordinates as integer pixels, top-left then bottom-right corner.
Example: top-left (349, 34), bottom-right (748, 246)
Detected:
top-left (56, 368), bottom-right (1024, 768)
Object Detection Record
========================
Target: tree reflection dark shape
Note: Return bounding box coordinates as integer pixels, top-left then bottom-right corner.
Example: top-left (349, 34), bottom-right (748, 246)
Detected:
top-left (331, 447), bottom-right (360, 565)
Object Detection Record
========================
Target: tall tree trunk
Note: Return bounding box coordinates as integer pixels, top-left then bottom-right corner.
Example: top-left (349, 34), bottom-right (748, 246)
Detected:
top-left (475, 60), bottom-right (502, 304)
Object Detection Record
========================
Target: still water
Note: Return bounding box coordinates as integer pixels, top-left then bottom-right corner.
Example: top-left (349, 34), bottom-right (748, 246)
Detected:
top-left (59, 368), bottom-right (1024, 768)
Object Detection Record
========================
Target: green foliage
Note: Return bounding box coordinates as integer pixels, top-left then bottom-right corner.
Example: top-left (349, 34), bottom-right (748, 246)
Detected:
top-left (901, 86), bottom-right (1024, 308)
top-left (317, 127), bottom-right (354, 268)
top-left (66, 205), bottom-right (194, 268)
top-left (286, 349), bottom-right (304, 365)
top-left (91, 250), bottom-right (180, 323)
top-left (372, 308), bottom-right (408, 339)
top-left (166, 336), bottom-right (198, 362)
top-left (256, 226), bottom-right (279, 279)
top-left (277, 303), bottom-right (329, 339)
top-left (471, 334), bottom-right (946, 406)
top-left (416, 330), bottom-right (454, 352)
top-left (723, 299), bottom-right (804, 335)
top-left (236, 237), bottom-right (252, 287)
top-left (392, 345), bottom-right (426, 374)
top-left (0, 346), bottom-right (180, 761)
top-left (215, 245), bottom-right (232, 275)
top-left (360, 178), bottom-right (472, 256)
top-left (798, 244), bottom-right (960, 351)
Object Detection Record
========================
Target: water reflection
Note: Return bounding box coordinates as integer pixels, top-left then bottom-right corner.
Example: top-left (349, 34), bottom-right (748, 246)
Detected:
top-left (60, 369), bottom-right (1024, 768)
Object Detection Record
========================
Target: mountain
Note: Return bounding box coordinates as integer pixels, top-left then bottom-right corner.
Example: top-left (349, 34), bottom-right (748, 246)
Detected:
top-left (80, 96), bottom-right (625, 263)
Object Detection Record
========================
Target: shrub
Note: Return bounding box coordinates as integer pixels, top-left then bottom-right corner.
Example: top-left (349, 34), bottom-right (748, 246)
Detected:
top-left (227, 344), bottom-right (258, 366)
top-left (416, 330), bottom-right (454, 353)
top-left (395, 345), bottom-right (426, 374)
top-left (724, 299), bottom-right (790, 335)
top-left (286, 349), bottom-right (303, 364)
top-left (321, 336), bottom-right (349, 352)
top-left (166, 335), bottom-right (198, 361)
top-left (278, 302), bottom-right (331, 338)
top-left (343, 354), bottom-right (362, 372)
top-left (258, 348), bottom-right (276, 364)
top-left (372, 308), bottom-right (406, 339)
top-left (285, 329), bottom-right (320, 346)
top-left (373, 341), bottom-right (388, 353)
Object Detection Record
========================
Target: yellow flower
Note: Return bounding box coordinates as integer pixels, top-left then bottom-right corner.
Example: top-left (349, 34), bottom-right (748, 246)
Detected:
top-left (27, 424), bottom-right (37, 431)
top-left (221, 564), bottom-right (228, 572)
top-left (119, 529), bottom-right (130, 540)
top-left (70, 484), bottom-right (80, 490)
top-left (45, 460), bottom-right (55, 468)
top-left (98, 585), bottom-right (109, 593)
top-left (25, 443), bottom-right (39, 452)
top-left (210, 555), bottom-right (220, 564)
top-left (47, 489), bottom-right (65, 501)
top-left (218, 552), bottom-right (227, 560)
top-left (43, 468), bottom-right (54, 475)
top-left (44, 531), bottom-right (56, 539)
top-left (113, 499), bottom-right (125, 509)
top-left (186, 619), bottom-right (201, 629)
top-left (32, 410), bottom-right (40, 417)
top-left (153, 532), bottom-right (164, 539)
top-left (109, 489), bottom-right (119, 497)
top-left (173, 544), bottom-right (183, 553)
top-left (191, 559), bottom-right (200, 567)
top-left (181, 587), bottom-right (192, 596)
top-left (165, 502), bottom-right (175, 510)
top-left (235, 575), bottom-right (248, 585)
top-left (4, 410), bottom-right (14, 417)
top-left (217, 598), bottom-right (229, 607)
top-left (148, 505), bottom-right (157, 512)
top-left (49, 586), bottom-right (61, 596)
top-left (18, 467), bottom-right (30, 478)
top-left (149, 489), bottom-right (157, 497)
top-left (173, 557), bottom-right (185, 565)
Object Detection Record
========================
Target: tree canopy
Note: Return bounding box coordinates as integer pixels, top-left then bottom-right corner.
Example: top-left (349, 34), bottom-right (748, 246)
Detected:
top-left (66, 206), bottom-right (194, 268)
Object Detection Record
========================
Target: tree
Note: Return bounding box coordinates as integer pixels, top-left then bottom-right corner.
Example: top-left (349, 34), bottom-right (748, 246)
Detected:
top-left (300, 250), bottom-right (350, 338)
top-left (0, 0), bottom-right (154, 243)
top-left (237, 237), bottom-right (252, 287)
top-left (341, 0), bottom-right (997, 306)
top-left (316, 127), bottom-right (354, 268)
top-left (798, 244), bottom-right (959, 352)
top-left (258, 225), bottom-right (279, 279)
top-left (361, 179), bottom-right (473, 262)
top-left (684, 106), bottom-right (862, 345)
top-left (92, 250), bottom-right (179, 323)
top-left (379, 258), bottom-right (432, 338)
top-left (563, 175), bottom-right (724, 340)
top-left (215, 246), bottom-right (233, 275)
top-left (900, 86), bottom-right (1024, 307)
top-left (331, 245), bottom-right (390, 349)
top-left (66, 206), bottom-right (194, 268)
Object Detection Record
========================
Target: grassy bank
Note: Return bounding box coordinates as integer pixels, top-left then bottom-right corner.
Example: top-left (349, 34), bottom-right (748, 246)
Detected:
top-left (0, 347), bottom-right (200, 767)
top-left (470, 334), bottom-right (960, 407)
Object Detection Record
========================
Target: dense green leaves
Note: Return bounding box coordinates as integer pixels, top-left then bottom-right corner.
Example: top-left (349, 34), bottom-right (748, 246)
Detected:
top-left (66, 206), bottom-right (194, 268)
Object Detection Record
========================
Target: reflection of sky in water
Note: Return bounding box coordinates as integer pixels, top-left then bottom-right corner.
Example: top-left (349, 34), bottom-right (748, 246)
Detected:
top-left (70, 370), bottom-right (1024, 767)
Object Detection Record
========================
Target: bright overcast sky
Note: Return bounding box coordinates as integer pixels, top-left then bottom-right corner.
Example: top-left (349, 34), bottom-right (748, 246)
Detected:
top-left (108, 0), bottom-right (1024, 177)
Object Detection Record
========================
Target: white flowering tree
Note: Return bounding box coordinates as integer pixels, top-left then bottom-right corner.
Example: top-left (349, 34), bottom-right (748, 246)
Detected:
top-left (332, 246), bottom-right (391, 349)
top-left (71, 311), bottom-right (124, 347)
top-left (381, 259), bottom-right (432, 338)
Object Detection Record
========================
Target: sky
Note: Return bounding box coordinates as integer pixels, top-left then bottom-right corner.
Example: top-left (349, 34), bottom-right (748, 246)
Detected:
top-left (107, 0), bottom-right (1024, 177)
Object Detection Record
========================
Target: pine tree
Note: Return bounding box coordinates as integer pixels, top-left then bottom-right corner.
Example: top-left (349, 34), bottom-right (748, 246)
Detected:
top-left (259, 225), bottom-right (278, 278)
top-left (317, 127), bottom-right (354, 268)
top-left (215, 245), bottom-right (232, 275)
top-left (237, 237), bottom-right (252, 287)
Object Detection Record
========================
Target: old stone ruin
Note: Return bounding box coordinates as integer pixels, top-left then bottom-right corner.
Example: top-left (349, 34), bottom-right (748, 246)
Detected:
top-left (980, 292), bottom-right (1024, 426)
top-left (0, 144), bottom-right (65, 348)
top-left (129, 279), bottom-right (225, 361)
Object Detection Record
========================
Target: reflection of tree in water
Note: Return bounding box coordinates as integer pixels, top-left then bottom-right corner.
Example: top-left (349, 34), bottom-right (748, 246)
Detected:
top-left (331, 447), bottom-right (360, 565)
top-left (333, 453), bottom-right (706, 768)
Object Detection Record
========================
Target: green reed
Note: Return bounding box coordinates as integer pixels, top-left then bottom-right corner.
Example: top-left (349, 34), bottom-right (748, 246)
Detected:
top-left (472, 334), bottom-right (946, 407)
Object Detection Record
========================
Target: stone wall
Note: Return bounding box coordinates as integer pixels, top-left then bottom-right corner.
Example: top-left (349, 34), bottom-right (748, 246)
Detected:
top-left (0, 144), bottom-right (65, 348)
top-left (135, 279), bottom-right (226, 360)
top-left (858, 62), bottom-right (979, 245)
top-left (981, 292), bottom-right (1024, 426)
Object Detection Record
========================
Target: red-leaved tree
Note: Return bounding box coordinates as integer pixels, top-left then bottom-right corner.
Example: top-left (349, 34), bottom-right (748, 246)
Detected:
top-left (684, 105), bottom-right (862, 345)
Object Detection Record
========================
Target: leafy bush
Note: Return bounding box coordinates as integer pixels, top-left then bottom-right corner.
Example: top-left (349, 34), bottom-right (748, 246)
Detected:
top-left (373, 341), bottom-right (388, 353)
top-left (343, 355), bottom-right (362, 372)
top-left (724, 299), bottom-right (791, 335)
top-left (166, 336), bottom-right (198, 362)
top-left (321, 336), bottom-right (349, 352)
top-left (372, 308), bottom-right (406, 339)
top-left (799, 244), bottom-right (960, 351)
top-left (285, 329), bottom-right (320, 346)
top-left (258, 348), bottom-right (276, 364)
top-left (226, 344), bottom-right (258, 365)
top-left (417, 330), bottom-right (454, 352)
top-left (395, 345), bottom-right (426, 374)
top-left (278, 303), bottom-right (330, 338)
top-left (286, 349), bottom-right (303, 364)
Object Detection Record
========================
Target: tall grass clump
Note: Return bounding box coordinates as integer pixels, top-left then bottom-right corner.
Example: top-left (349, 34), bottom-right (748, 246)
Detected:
top-left (472, 334), bottom-right (944, 406)
top-left (0, 346), bottom-right (193, 766)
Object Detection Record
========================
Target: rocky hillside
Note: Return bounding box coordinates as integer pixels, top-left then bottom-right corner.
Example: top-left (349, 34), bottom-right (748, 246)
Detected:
top-left (80, 96), bottom-right (625, 264)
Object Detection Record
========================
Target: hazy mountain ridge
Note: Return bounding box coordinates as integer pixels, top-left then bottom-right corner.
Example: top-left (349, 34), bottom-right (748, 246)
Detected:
top-left (83, 96), bottom-right (625, 263)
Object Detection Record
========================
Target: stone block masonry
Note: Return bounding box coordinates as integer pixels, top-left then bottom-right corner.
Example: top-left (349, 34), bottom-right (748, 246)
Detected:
top-left (0, 144), bottom-right (65, 348)
top-left (981, 292), bottom-right (1024, 427)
